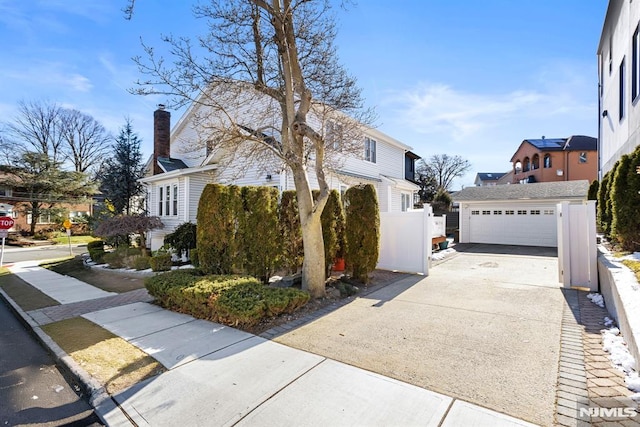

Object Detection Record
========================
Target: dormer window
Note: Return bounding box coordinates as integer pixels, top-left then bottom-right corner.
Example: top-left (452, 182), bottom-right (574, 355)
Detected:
top-left (364, 137), bottom-right (376, 163)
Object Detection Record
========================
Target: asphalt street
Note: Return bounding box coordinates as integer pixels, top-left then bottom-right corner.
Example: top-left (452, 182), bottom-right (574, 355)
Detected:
top-left (1, 244), bottom-right (87, 264)
top-left (0, 245), bottom-right (102, 426)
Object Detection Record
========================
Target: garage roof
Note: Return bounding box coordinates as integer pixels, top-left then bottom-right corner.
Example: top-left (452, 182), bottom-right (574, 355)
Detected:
top-left (453, 180), bottom-right (589, 201)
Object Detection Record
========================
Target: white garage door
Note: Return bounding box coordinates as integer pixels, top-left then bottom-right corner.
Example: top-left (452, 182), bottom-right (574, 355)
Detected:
top-left (467, 203), bottom-right (558, 247)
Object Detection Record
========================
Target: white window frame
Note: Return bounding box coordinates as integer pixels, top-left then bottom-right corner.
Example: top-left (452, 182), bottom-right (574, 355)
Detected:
top-left (165, 186), bottom-right (170, 217)
top-left (401, 193), bottom-right (411, 212)
top-left (364, 137), bottom-right (376, 163)
top-left (158, 186), bottom-right (164, 216)
top-left (172, 184), bottom-right (178, 216)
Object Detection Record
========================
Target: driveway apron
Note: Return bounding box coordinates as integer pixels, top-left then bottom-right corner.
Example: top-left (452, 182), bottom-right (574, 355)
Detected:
top-left (275, 245), bottom-right (564, 426)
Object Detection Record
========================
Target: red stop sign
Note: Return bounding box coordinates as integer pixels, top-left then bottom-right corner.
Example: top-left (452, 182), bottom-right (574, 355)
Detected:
top-left (0, 217), bottom-right (14, 230)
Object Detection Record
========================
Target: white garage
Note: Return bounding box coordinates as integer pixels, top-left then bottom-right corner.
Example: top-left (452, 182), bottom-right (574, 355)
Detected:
top-left (453, 181), bottom-right (589, 248)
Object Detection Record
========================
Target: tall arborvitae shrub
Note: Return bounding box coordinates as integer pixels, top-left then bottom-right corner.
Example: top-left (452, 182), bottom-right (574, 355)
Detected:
top-left (612, 148), bottom-right (640, 250)
top-left (278, 190), bottom-right (304, 274)
top-left (314, 189), bottom-right (346, 278)
top-left (597, 172), bottom-right (610, 234)
top-left (196, 184), bottom-right (242, 274)
top-left (239, 186), bottom-right (281, 283)
top-left (344, 184), bottom-right (380, 283)
top-left (610, 154), bottom-right (632, 244)
top-left (587, 180), bottom-right (599, 201)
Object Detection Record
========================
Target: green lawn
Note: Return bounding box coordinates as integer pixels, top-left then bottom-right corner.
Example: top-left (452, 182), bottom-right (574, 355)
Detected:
top-left (51, 234), bottom-right (99, 245)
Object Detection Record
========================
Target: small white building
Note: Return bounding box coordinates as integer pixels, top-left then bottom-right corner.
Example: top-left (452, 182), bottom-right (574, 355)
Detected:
top-left (453, 181), bottom-right (589, 247)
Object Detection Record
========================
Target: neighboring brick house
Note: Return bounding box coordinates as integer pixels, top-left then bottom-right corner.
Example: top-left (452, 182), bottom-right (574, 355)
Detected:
top-left (509, 135), bottom-right (597, 184)
top-left (0, 172), bottom-right (93, 234)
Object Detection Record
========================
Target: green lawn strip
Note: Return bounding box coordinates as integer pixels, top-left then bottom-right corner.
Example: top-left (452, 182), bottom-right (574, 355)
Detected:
top-left (42, 257), bottom-right (145, 294)
top-left (42, 317), bottom-right (166, 394)
top-left (0, 268), bottom-right (59, 311)
top-left (621, 259), bottom-right (640, 283)
top-left (51, 235), bottom-right (98, 245)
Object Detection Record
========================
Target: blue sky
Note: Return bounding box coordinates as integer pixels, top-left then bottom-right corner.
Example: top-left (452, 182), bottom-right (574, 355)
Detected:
top-left (0, 0), bottom-right (608, 188)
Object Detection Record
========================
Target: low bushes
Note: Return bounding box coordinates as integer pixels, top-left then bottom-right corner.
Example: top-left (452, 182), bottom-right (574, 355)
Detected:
top-left (102, 247), bottom-right (143, 269)
top-left (145, 270), bottom-right (310, 327)
top-left (149, 254), bottom-right (172, 272)
top-left (88, 240), bottom-right (105, 264)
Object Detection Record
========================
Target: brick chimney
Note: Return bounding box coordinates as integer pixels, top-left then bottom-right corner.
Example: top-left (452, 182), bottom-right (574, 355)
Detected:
top-left (153, 105), bottom-right (171, 175)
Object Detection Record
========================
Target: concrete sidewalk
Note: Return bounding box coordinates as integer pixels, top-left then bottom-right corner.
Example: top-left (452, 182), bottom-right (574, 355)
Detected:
top-left (3, 263), bottom-right (539, 427)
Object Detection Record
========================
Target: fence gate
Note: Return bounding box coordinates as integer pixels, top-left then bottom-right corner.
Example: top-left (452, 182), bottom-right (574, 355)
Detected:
top-left (377, 206), bottom-right (432, 275)
top-left (557, 201), bottom-right (597, 290)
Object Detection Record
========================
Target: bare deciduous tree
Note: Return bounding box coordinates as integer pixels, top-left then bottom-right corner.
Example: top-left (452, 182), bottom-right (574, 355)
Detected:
top-left (7, 100), bottom-right (66, 164)
top-left (132, 0), bottom-right (373, 297)
top-left (60, 109), bottom-right (112, 173)
top-left (418, 154), bottom-right (472, 191)
top-left (5, 100), bottom-right (111, 173)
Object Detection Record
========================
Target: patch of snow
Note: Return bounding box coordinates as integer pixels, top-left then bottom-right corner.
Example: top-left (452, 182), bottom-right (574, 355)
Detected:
top-left (605, 316), bottom-right (615, 327)
top-left (431, 248), bottom-right (456, 261)
top-left (601, 323), bottom-right (640, 392)
top-left (171, 264), bottom-right (194, 270)
top-left (53, 385), bottom-right (64, 393)
top-left (587, 293), bottom-right (605, 308)
top-left (621, 252), bottom-right (640, 262)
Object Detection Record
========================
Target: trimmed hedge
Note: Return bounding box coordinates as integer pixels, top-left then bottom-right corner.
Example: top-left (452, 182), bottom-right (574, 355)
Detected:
top-left (587, 179), bottom-right (599, 201)
top-left (145, 270), bottom-right (310, 327)
top-left (610, 147), bottom-right (640, 250)
top-left (313, 189), bottom-right (345, 278)
top-left (597, 172), bottom-right (610, 234)
top-left (278, 190), bottom-right (304, 274)
top-left (132, 255), bottom-right (151, 271)
top-left (197, 184), bottom-right (242, 274)
top-left (150, 254), bottom-right (172, 272)
top-left (238, 186), bottom-right (280, 283)
top-left (344, 184), bottom-right (380, 283)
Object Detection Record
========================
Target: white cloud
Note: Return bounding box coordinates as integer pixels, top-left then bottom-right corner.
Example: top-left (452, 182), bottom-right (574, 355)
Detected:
top-left (1, 61), bottom-right (92, 93)
top-left (387, 80), bottom-right (594, 144)
top-left (374, 64), bottom-right (598, 188)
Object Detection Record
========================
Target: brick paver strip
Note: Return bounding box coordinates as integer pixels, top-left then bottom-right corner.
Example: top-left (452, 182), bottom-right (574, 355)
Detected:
top-left (26, 288), bottom-right (153, 325)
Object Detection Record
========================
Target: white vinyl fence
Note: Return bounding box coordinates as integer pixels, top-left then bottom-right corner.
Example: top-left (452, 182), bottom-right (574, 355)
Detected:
top-left (377, 205), bottom-right (433, 275)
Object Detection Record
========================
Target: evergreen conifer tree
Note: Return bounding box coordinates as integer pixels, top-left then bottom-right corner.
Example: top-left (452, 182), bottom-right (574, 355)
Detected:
top-left (98, 119), bottom-right (145, 215)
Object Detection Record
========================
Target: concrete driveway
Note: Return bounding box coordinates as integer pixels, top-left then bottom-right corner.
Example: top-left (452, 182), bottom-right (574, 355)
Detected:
top-left (275, 244), bottom-right (564, 426)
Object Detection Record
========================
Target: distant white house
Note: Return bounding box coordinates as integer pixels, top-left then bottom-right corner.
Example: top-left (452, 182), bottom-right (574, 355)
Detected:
top-left (598, 1), bottom-right (640, 177)
top-left (140, 101), bottom-right (420, 250)
top-left (474, 172), bottom-right (507, 186)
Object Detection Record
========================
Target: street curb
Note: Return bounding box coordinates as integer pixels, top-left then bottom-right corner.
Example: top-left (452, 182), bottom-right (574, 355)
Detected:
top-left (0, 287), bottom-right (133, 426)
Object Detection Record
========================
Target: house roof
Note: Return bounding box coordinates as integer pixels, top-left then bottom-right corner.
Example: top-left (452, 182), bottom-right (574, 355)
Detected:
top-left (453, 180), bottom-right (589, 202)
top-left (510, 135), bottom-right (597, 162)
top-left (476, 172), bottom-right (506, 181)
top-left (158, 157), bottom-right (189, 173)
top-left (563, 135), bottom-right (598, 151)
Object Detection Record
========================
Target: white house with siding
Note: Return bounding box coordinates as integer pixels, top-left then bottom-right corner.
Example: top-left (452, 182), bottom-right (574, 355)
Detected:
top-left (598, 0), bottom-right (640, 178)
top-left (140, 103), bottom-right (420, 250)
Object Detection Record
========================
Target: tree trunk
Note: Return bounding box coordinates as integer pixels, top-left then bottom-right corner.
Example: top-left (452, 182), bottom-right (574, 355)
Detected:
top-left (291, 168), bottom-right (326, 298)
